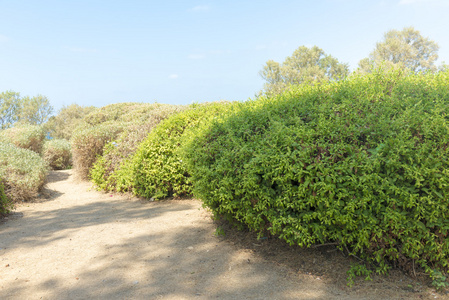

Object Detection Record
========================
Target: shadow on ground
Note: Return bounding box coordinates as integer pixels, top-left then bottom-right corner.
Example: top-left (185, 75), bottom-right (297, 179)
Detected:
top-left (0, 170), bottom-right (440, 300)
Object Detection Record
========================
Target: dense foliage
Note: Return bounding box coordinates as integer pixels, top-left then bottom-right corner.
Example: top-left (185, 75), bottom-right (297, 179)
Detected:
top-left (0, 179), bottom-right (13, 216)
top-left (89, 103), bottom-right (187, 190)
top-left (42, 139), bottom-right (72, 170)
top-left (0, 142), bottom-right (48, 202)
top-left (0, 124), bottom-right (46, 154)
top-left (109, 102), bottom-right (235, 200)
top-left (184, 69), bottom-right (449, 278)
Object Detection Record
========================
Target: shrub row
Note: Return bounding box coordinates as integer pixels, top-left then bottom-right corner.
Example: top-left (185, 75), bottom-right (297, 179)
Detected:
top-left (182, 69), bottom-right (449, 279)
top-left (0, 142), bottom-right (48, 202)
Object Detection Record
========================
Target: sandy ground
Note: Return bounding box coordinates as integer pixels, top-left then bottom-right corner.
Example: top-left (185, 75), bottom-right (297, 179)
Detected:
top-left (0, 170), bottom-right (446, 299)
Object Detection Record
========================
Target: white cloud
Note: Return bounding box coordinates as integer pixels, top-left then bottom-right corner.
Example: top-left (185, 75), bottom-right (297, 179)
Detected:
top-left (188, 54), bottom-right (205, 60)
top-left (255, 45), bottom-right (267, 51)
top-left (399, 0), bottom-right (448, 4)
top-left (0, 34), bottom-right (9, 42)
top-left (169, 74), bottom-right (179, 79)
top-left (65, 46), bottom-right (98, 53)
top-left (399, 0), bottom-right (423, 4)
top-left (188, 5), bottom-right (210, 12)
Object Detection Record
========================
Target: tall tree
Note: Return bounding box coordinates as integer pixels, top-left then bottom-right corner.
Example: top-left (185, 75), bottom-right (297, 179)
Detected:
top-left (0, 91), bottom-right (22, 129)
top-left (358, 27), bottom-right (439, 73)
top-left (259, 46), bottom-right (349, 97)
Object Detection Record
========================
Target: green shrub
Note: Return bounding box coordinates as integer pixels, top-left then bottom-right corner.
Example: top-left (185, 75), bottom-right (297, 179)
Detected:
top-left (0, 124), bottom-right (46, 153)
top-left (0, 142), bottom-right (48, 202)
top-left (90, 104), bottom-right (187, 191)
top-left (184, 69), bottom-right (449, 279)
top-left (114, 101), bottom-right (235, 200)
top-left (0, 179), bottom-right (13, 216)
top-left (42, 139), bottom-right (72, 170)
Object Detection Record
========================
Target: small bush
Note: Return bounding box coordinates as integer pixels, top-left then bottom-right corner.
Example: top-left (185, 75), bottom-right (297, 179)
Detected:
top-left (42, 139), bottom-right (72, 170)
top-left (0, 142), bottom-right (48, 202)
top-left (184, 69), bottom-right (449, 280)
top-left (0, 124), bottom-right (46, 153)
top-left (71, 123), bottom-right (124, 180)
top-left (0, 179), bottom-right (13, 216)
top-left (71, 103), bottom-right (183, 180)
top-left (114, 101), bottom-right (235, 200)
top-left (90, 104), bottom-right (187, 191)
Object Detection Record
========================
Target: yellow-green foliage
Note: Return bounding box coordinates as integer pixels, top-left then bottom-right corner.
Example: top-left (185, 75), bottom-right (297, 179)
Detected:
top-left (113, 101), bottom-right (236, 200)
top-left (90, 104), bottom-right (188, 191)
top-left (0, 142), bottom-right (48, 202)
top-left (0, 124), bottom-right (46, 154)
top-left (184, 69), bottom-right (449, 279)
top-left (71, 102), bottom-right (184, 180)
top-left (42, 139), bottom-right (72, 170)
top-left (0, 179), bottom-right (13, 216)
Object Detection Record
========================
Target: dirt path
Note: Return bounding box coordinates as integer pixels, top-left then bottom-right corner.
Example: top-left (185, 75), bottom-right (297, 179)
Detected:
top-left (0, 170), bottom-right (444, 299)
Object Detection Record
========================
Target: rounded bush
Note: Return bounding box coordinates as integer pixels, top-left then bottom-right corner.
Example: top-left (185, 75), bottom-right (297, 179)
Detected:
top-left (42, 139), bottom-right (72, 170)
top-left (184, 69), bottom-right (449, 278)
top-left (89, 104), bottom-right (187, 191)
top-left (115, 101), bottom-right (236, 200)
top-left (0, 124), bottom-right (46, 154)
top-left (0, 142), bottom-right (48, 202)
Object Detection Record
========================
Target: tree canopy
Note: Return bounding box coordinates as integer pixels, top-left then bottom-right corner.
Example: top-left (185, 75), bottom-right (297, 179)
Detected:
top-left (0, 91), bottom-right (22, 129)
top-left (0, 91), bottom-right (54, 129)
top-left (259, 46), bottom-right (349, 97)
top-left (358, 27), bottom-right (439, 73)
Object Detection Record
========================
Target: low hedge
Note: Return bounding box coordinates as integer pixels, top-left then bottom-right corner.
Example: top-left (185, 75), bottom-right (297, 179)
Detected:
top-left (0, 142), bottom-right (48, 202)
top-left (0, 124), bottom-right (46, 154)
top-left (183, 69), bottom-right (449, 279)
top-left (42, 139), bottom-right (72, 170)
top-left (113, 101), bottom-right (236, 200)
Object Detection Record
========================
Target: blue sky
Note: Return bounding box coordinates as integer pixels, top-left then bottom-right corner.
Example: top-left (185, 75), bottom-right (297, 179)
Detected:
top-left (1, 0), bottom-right (448, 112)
